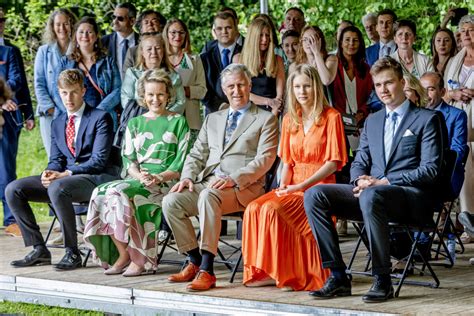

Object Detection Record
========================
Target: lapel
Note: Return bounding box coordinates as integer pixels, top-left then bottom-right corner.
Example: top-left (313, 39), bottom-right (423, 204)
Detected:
top-left (373, 110), bottom-right (386, 166)
top-left (111, 32), bottom-right (118, 60)
top-left (212, 46), bottom-right (223, 72)
top-left (439, 102), bottom-right (450, 122)
top-left (74, 106), bottom-right (91, 158)
top-left (58, 112), bottom-right (69, 156)
top-left (386, 103), bottom-right (418, 165)
top-left (216, 109), bottom-right (229, 153)
top-left (222, 104), bottom-right (257, 154)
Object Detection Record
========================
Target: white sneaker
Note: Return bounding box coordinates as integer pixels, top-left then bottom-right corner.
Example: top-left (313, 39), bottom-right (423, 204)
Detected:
top-left (469, 258), bottom-right (474, 265)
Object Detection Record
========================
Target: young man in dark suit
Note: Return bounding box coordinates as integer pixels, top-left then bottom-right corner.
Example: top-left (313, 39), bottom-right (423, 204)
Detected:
top-left (200, 12), bottom-right (242, 114)
top-left (304, 57), bottom-right (444, 302)
top-left (6, 69), bottom-right (119, 270)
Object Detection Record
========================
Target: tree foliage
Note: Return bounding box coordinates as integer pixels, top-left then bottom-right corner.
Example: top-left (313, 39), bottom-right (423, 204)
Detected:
top-left (2, 0), bottom-right (474, 104)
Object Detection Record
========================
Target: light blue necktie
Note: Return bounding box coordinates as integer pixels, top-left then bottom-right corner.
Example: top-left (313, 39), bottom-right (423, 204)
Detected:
top-left (384, 111), bottom-right (398, 162)
top-left (221, 48), bottom-right (230, 68)
top-left (224, 111), bottom-right (241, 145)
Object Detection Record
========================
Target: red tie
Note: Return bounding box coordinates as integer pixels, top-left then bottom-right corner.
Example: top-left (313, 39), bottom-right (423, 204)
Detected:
top-left (66, 115), bottom-right (76, 156)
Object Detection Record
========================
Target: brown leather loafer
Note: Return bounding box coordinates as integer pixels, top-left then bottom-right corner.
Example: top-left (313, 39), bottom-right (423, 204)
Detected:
top-left (186, 271), bottom-right (216, 291)
top-left (168, 262), bottom-right (200, 282)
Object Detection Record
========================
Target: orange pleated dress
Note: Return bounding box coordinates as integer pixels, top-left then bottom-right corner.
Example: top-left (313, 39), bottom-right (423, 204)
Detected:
top-left (242, 106), bottom-right (348, 291)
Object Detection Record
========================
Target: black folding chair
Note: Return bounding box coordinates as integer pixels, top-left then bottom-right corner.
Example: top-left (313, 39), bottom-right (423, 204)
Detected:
top-left (346, 149), bottom-right (459, 297)
top-left (45, 201), bottom-right (92, 267)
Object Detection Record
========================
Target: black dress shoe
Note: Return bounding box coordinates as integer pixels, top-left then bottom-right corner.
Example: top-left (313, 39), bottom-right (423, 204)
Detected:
top-left (362, 275), bottom-right (394, 303)
top-left (309, 275), bottom-right (352, 298)
top-left (54, 249), bottom-right (82, 271)
top-left (11, 248), bottom-right (52, 267)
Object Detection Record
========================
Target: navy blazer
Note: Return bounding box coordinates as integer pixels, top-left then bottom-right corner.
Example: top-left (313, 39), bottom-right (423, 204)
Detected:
top-left (101, 32), bottom-right (140, 64)
top-left (0, 45), bottom-right (29, 130)
top-left (351, 102), bottom-right (443, 192)
top-left (436, 101), bottom-right (468, 196)
top-left (200, 43), bottom-right (242, 113)
top-left (4, 40), bottom-right (34, 121)
top-left (47, 106), bottom-right (118, 181)
top-left (365, 43), bottom-right (380, 67)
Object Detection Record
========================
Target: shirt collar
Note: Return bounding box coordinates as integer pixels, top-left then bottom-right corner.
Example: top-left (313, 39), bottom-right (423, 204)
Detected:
top-left (228, 102), bottom-right (251, 117)
top-left (386, 98), bottom-right (410, 119)
top-left (218, 42), bottom-right (237, 55)
top-left (67, 103), bottom-right (86, 118)
top-left (117, 32), bottom-right (135, 45)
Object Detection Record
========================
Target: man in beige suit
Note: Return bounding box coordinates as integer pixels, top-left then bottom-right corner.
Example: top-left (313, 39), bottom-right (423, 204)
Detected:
top-left (162, 64), bottom-right (279, 291)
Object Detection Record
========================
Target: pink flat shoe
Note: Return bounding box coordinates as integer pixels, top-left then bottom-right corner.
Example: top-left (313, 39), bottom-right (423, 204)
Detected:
top-left (104, 261), bottom-right (130, 275)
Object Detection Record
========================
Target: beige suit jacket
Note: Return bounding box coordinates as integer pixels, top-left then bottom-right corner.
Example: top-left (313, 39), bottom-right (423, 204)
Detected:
top-left (181, 103), bottom-right (279, 206)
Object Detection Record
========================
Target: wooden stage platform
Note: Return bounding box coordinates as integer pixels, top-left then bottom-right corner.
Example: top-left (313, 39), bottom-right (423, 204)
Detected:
top-left (1, 222), bottom-right (474, 315)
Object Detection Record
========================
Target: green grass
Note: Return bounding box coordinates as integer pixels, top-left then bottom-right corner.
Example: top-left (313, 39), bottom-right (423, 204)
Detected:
top-left (1, 123), bottom-right (50, 225)
top-left (0, 300), bottom-right (103, 315)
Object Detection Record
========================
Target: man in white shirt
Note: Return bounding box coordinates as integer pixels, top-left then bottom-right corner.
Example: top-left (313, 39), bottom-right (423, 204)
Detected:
top-left (6, 69), bottom-right (118, 271)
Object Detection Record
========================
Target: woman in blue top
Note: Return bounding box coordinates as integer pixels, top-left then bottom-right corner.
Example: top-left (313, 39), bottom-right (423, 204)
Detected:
top-left (56, 17), bottom-right (121, 128)
top-left (34, 8), bottom-right (76, 157)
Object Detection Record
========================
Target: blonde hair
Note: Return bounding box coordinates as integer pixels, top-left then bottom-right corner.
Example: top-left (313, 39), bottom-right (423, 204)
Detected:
top-left (42, 8), bottom-right (76, 45)
top-left (162, 18), bottom-right (191, 55)
top-left (404, 73), bottom-right (427, 107)
top-left (136, 68), bottom-right (175, 108)
top-left (240, 17), bottom-right (278, 78)
top-left (136, 34), bottom-right (173, 72)
top-left (57, 69), bottom-right (84, 89)
top-left (286, 64), bottom-right (328, 132)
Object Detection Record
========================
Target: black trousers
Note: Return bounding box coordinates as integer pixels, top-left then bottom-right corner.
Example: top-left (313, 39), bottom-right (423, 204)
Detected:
top-left (304, 184), bottom-right (434, 275)
top-left (5, 174), bottom-right (108, 248)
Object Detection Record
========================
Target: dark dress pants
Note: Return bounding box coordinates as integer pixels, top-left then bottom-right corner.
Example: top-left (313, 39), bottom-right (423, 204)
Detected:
top-left (0, 114), bottom-right (20, 226)
top-left (304, 184), bottom-right (434, 275)
top-left (5, 174), bottom-right (100, 248)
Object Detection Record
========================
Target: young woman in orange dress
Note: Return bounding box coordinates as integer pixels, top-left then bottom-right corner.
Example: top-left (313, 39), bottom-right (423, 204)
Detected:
top-left (242, 64), bottom-right (348, 291)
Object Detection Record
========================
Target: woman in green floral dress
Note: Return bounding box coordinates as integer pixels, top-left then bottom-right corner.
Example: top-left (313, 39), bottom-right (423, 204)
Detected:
top-left (84, 69), bottom-right (190, 277)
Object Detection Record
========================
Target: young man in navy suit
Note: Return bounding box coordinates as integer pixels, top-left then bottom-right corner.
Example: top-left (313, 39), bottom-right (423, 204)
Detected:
top-left (304, 57), bottom-right (444, 302)
top-left (6, 69), bottom-right (119, 270)
top-left (365, 9), bottom-right (397, 67)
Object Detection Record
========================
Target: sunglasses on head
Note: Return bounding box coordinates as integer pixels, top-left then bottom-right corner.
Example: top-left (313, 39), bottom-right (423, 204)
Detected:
top-left (112, 15), bottom-right (126, 22)
top-left (0, 18), bottom-right (6, 23)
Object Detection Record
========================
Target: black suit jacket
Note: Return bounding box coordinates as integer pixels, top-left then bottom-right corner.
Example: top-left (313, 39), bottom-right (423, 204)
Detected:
top-left (48, 105), bottom-right (119, 181)
top-left (200, 43), bottom-right (242, 113)
top-left (101, 32), bottom-right (140, 64)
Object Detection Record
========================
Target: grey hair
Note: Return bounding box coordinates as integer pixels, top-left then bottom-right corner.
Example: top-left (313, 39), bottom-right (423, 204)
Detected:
top-left (362, 13), bottom-right (377, 25)
top-left (459, 15), bottom-right (474, 30)
top-left (220, 63), bottom-right (252, 87)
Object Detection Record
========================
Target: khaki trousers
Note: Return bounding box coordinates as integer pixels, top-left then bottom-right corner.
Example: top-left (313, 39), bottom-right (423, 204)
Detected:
top-left (162, 177), bottom-right (242, 255)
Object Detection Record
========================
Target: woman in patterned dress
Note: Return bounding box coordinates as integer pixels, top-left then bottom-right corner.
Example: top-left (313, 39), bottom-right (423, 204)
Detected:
top-left (84, 69), bottom-right (190, 277)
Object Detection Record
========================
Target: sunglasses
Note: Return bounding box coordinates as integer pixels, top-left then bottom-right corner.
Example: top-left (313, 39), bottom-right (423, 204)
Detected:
top-left (0, 18), bottom-right (6, 23)
top-left (112, 15), bottom-right (126, 22)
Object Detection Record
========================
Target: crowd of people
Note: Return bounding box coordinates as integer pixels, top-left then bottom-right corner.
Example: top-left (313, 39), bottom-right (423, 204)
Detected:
top-left (0, 3), bottom-right (473, 303)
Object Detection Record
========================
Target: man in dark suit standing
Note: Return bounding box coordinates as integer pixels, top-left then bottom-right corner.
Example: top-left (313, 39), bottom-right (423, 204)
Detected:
top-left (304, 57), bottom-right (443, 302)
top-left (6, 69), bottom-right (119, 270)
top-left (201, 12), bottom-right (242, 114)
top-left (101, 3), bottom-right (139, 78)
top-left (365, 9), bottom-right (397, 67)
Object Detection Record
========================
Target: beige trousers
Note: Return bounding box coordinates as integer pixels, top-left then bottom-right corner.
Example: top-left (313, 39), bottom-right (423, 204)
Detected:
top-left (162, 177), bottom-right (242, 255)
